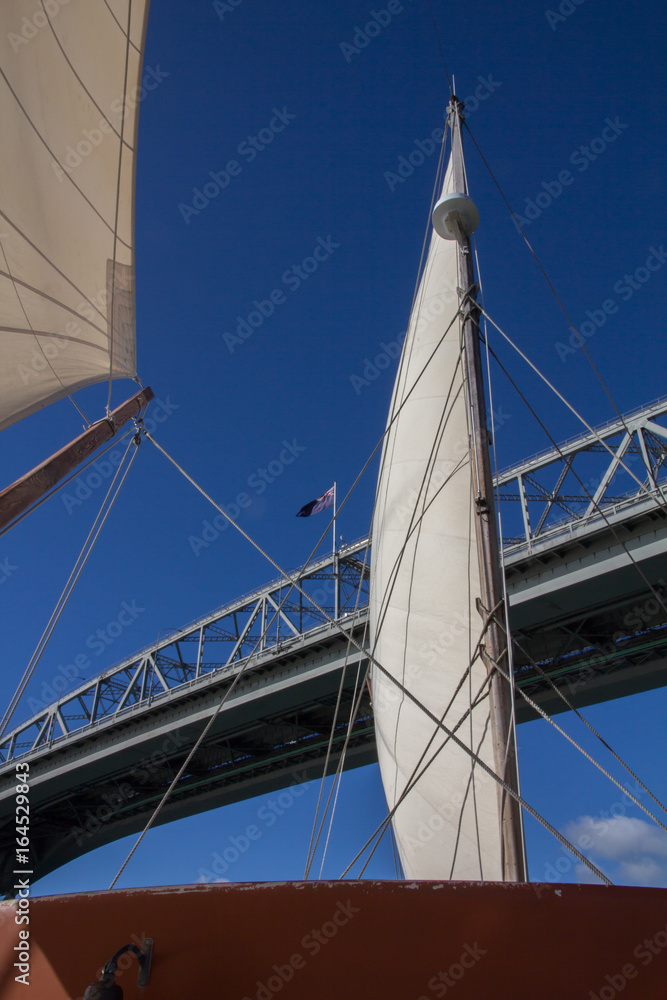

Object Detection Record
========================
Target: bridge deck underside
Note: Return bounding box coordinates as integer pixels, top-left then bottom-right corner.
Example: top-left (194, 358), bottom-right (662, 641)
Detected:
top-left (507, 506), bottom-right (667, 721)
top-left (2, 399), bottom-right (667, 892)
top-left (0, 628), bottom-right (373, 891)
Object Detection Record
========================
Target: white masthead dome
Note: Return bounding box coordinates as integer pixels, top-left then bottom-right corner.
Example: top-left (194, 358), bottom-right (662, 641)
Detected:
top-left (432, 192), bottom-right (479, 240)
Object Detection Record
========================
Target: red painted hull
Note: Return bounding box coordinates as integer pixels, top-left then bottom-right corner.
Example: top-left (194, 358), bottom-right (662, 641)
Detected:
top-left (1, 881), bottom-right (666, 998)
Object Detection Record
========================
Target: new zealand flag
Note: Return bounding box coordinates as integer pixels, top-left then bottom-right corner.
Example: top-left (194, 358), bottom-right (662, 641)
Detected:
top-left (296, 486), bottom-right (335, 518)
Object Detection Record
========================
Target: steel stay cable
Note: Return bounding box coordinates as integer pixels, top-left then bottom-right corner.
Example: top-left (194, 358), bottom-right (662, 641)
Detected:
top-left (305, 659), bottom-right (371, 879)
top-left (113, 442), bottom-right (369, 885)
top-left (342, 617), bottom-right (507, 877)
top-left (364, 311), bottom-right (470, 702)
top-left (112, 440), bottom-right (373, 888)
top-left (448, 713), bottom-right (492, 880)
top-left (486, 613), bottom-right (667, 835)
top-left (346, 692), bottom-right (490, 879)
top-left (141, 304), bottom-right (613, 881)
top-left (359, 697), bottom-right (495, 881)
top-left (370, 359), bottom-right (467, 658)
top-left (0, 435), bottom-right (140, 739)
top-left (477, 304), bottom-right (661, 505)
top-left (481, 332), bottom-right (667, 621)
top-left (462, 120), bottom-right (642, 450)
top-left (474, 240), bottom-right (529, 873)
top-left (362, 272), bottom-right (513, 871)
top-left (143, 382), bottom-right (624, 881)
top-left (304, 586), bottom-right (370, 878)
top-left (304, 545), bottom-right (372, 878)
top-left (480, 315), bottom-right (667, 826)
top-left (371, 121), bottom-right (449, 518)
top-left (109, 636), bottom-right (255, 888)
top-left (305, 682), bottom-right (351, 878)
top-left (303, 661), bottom-right (349, 878)
top-left (389, 821), bottom-right (402, 879)
top-left (351, 654), bottom-right (613, 885)
top-left (368, 389), bottom-right (470, 792)
top-left (342, 601), bottom-right (516, 880)
top-left (110, 545), bottom-right (346, 889)
top-left (144, 415), bottom-right (614, 885)
top-left (141, 301), bottom-right (465, 619)
top-left (362, 576), bottom-right (498, 877)
top-left (306, 248), bottom-right (464, 875)
top-left (0, 428), bottom-right (135, 540)
top-left (306, 166), bottom-right (471, 873)
top-left (425, 0), bottom-right (454, 94)
top-left (346, 664), bottom-right (492, 880)
top-left (317, 658), bottom-right (367, 878)
top-left (512, 638), bottom-right (667, 819)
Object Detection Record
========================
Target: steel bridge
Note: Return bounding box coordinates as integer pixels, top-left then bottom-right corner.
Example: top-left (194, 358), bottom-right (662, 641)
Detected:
top-left (1, 398), bottom-right (666, 891)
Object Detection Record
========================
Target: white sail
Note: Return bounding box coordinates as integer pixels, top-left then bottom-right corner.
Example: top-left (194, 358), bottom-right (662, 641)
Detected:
top-left (370, 155), bottom-right (504, 880)
top-left (0, 0), bottom-right (150, 431)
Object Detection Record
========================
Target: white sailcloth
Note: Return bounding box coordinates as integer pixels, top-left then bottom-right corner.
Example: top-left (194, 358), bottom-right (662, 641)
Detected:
top-left (370, 156), bottom-right (503, 880)
top-left (0, 0), bottom-right (150, 431)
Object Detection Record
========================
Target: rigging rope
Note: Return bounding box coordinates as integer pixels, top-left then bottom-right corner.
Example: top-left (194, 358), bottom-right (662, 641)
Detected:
top-left (364, 350), bottom-right (496, 872)
top-left (474, 305), bottom-right (667, 833)
top-left (304, 544), bottom-right (372, 879)
top-left (424, 0), bottom-right (454, 94)
top-left (480, 607), bottom-right (667, 835)
top-left (113, 453), bottom-right (370, 887)
top-left (303, 661), bottom-right (350, 879)
top-left (479, 304), bottom-right (665, 506)
top-left (349, 655), bottom-right (613, 885)
top-left (310, 338), bottom-right (471, 873)
top-left (109, 625), bottom-right (261, 888)
top-left (474, 241), bottom-right (529, 874)
top-left (134, 119), bottom-right (663, 882)
top-left (348, 649), bottom-right (493, 880)
top-left (0, 434), bottom-right (140, 738)
top-left (304, 154), bottom-right (475, 872)
top-left (462, 120), bottom-right (648, 453)
top-left (0, 234), bottom-right (91, 427)
top-left (481, 331), bottom-right (667, 622)
top-left (145, 427), bottom-right (618, 885)
top-left (513, 636), bottom-right (667, 820)
top-left (316, 661), bottom-right (366, 879)
top-left (0, 429), bottom-right (135, 540)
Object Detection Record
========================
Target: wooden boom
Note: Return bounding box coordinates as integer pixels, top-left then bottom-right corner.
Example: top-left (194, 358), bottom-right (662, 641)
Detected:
top-left (0, 386), bottom-right (154, 532)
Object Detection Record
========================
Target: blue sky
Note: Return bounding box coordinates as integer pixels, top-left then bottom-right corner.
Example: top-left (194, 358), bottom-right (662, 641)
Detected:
top-left (1, 0), bottom-right (666, 893)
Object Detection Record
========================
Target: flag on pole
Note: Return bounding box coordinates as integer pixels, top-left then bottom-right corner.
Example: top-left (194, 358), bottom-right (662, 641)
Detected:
top-left (296, 486), bottom-right (335, 518)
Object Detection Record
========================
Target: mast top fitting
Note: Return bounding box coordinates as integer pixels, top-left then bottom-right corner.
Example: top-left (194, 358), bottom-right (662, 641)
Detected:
top-left (432, 192), bottom-right (479, 241)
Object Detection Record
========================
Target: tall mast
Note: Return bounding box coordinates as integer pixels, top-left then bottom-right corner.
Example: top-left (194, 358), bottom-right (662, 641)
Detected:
top-left (439, 96), bottom-right (526, 881)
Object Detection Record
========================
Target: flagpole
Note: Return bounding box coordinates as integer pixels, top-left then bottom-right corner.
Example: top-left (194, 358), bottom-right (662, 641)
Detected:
top-left (333, 481), bottom-right (338, 619)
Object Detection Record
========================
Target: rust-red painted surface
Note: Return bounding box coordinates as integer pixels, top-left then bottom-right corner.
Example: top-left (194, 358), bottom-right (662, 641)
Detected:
top-left (1, 881), bottom-right (666, 999)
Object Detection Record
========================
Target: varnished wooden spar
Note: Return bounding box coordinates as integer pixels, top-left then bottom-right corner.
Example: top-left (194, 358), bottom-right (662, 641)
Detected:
top-left (0, 387), bottom-right (154, 532)
top-left (447, 98), bottom-right (525, 881)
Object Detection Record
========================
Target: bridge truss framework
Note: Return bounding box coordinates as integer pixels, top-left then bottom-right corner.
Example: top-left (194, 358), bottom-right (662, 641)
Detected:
top-left (1, 399), bottom-right (667, 890)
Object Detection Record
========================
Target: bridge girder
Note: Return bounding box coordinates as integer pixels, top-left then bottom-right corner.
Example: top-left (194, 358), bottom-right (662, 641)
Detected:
top-left (1, 401), bottom-right (667, 891)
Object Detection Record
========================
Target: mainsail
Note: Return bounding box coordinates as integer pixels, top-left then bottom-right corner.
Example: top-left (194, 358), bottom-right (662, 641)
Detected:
top-left (0, 0), bottom-right (150, 432)
top-left (370, 105), bottom-right (518, 880)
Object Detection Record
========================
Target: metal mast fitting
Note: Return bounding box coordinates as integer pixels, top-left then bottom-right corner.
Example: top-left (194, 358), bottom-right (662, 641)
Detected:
top-left (432, 100), bottom-right (479, 243)
top-left (437, 95), bottom-right (527, 882)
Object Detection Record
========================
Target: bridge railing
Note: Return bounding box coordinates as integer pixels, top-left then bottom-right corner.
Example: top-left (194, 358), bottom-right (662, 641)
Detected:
top-left (4, 401), bottom-right (667, 765)
top-left (0, 540), bottom-right (371, 766)
top-left (496, 398), bottom-right (667, 549)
